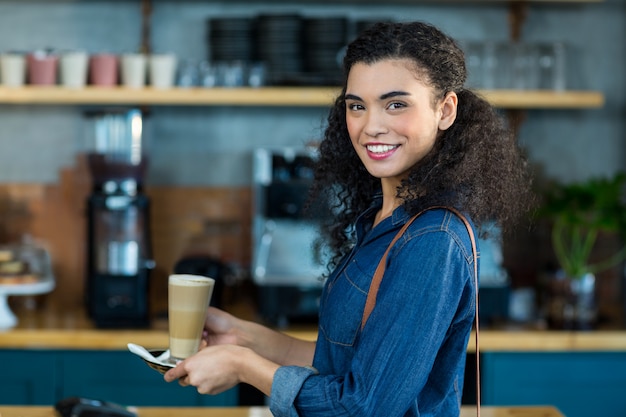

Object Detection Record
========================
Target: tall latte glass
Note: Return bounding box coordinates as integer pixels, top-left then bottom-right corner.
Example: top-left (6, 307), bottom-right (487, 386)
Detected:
top-left (168, 274), bottom-right (215, 361)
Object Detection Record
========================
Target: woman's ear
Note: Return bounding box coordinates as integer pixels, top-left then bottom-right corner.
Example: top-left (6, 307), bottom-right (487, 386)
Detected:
top-left (438, 92), bottom-right (458, 131)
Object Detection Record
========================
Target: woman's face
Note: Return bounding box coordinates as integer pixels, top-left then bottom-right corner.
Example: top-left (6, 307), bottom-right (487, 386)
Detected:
top-left (345, 59), bottom-right (457, 188)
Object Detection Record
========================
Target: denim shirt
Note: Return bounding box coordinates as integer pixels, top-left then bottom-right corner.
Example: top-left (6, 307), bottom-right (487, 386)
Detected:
top-left (270, 204), bottom-right (478, 417)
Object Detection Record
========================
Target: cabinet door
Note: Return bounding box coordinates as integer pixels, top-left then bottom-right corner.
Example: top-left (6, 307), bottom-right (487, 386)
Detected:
top-left (59, 350), bottom-right (237, 407)
top-left (482, 351), bottom-right (626, 417)
top-left (0, 350), bottom-right (57, 405)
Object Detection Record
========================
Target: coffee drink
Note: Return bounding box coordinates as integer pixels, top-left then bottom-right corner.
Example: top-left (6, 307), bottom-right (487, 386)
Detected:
top-left (168, 274), bottom-right (215, 361)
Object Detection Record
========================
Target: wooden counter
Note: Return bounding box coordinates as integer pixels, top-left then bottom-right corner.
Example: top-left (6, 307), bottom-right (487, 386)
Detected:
top-left (0, 405), bottom-right (565, 417)
top-left (1, 306), bottom-right (626, 352)
top-left (0, 308), bottom-right (620, 417)
top-left (4, 327), bottom-right (626, 352)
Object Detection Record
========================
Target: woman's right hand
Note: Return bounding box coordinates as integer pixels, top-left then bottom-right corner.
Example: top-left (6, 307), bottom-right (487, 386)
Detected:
top-left (202, 306), bottom-right (241, 347)
top-left (201, 306), bottom-right (316, 366)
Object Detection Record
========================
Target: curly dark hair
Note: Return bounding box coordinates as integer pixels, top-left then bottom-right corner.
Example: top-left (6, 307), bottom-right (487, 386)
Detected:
top-left (310, 21), bottom-right (535, 270)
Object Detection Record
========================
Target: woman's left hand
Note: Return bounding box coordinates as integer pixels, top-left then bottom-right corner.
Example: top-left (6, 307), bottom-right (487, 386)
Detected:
top-left (163, 344), bottom-right (246, 395)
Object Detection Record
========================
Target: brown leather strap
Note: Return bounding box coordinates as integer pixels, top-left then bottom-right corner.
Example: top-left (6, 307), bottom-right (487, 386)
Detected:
top-left (359, 206), bottom-right (480, 417)
top-left (360, 207), bottom-right (431, 331)
top-left (359, 206), bottom-right (477, 329)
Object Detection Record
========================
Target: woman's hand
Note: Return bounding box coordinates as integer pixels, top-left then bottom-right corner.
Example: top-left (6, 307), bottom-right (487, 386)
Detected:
top-left (201, 307), bottom-right (241, 347)
top-left (164, 345), bottom-right (245, 394)
top-left (163, 344), bottom-right (279, 397)
top-left (201, 306), bottom-right (316, 367)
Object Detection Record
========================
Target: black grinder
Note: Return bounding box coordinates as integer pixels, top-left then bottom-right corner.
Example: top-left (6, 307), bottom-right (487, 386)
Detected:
top-left (84, 109), bottom-right (154, 328)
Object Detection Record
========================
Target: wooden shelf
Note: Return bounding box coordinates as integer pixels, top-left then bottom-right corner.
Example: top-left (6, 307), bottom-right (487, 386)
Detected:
top-left (479, 89), bottom-right (604, 109)
top-left (0, 86), bottom-right (605, 109)
top-left (0, 86), bottom-right (339, 107)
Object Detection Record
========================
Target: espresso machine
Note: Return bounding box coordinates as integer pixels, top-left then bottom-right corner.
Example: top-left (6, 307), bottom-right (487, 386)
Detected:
top-left (252, 147), bottom-right (328, 326)
top-left (84, 109), bottom-right (154, 328)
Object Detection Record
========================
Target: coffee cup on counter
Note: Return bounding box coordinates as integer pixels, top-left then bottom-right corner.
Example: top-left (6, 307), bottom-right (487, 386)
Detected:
top-left (168, 274), bottom-right (215, 361)
top-left (0, 52), bottom-right (27, 87)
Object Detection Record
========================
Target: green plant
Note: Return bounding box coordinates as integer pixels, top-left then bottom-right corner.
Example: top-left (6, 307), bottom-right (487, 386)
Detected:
top-left (539, 172), bottom-right (626, 279)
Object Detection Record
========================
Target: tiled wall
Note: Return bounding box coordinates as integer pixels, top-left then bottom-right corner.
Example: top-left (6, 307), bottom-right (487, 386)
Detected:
top-left (0, 0), bottom-right (624, 321)
top-left (0, 0), bottom-right (623, 186)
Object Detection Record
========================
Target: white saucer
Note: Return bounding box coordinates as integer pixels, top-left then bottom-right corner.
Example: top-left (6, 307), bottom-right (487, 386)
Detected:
top-left (128, 343), bottom-right (177, 375)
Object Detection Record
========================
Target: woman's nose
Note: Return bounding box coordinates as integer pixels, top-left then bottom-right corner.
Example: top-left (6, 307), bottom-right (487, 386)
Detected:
top-left (363, 110), bottom-right (388, 137)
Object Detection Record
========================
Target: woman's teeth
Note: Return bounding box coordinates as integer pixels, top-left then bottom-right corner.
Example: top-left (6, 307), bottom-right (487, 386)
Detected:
top-left (367, 144), bottom-right (397, 153)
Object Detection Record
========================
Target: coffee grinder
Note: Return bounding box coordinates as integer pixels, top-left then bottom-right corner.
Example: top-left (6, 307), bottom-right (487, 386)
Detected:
top-left (84, 108), bottom-right (154, 328)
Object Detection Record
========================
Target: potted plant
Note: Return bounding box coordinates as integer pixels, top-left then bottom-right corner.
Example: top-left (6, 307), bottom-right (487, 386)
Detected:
top-left (538, 172), bottom-right (626, 329)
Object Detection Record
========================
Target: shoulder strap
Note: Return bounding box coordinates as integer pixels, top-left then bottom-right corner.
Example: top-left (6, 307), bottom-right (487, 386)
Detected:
top-left (359, 206), bottom-right (481, 417)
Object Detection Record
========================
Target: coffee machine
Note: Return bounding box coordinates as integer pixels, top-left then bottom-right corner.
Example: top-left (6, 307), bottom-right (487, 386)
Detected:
top-left (84, 109), bottom-right (154, 328)
top-left (252, 147), bottom-right (328, 326)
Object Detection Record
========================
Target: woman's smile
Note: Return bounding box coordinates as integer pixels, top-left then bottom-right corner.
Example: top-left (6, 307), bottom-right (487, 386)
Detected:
top-left (366, 143), bottom-right (400, 160)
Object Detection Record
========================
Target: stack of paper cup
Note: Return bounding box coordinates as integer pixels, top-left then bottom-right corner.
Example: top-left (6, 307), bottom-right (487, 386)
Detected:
top-left (27, 50), bottom-right (59, 85)
top-left (60, 50), bottom-right (89, 88)
top-left (149, 53), bottom-right (177, 89)
top-left (120, 53), bottom-right (147, 88)
top-left (0, 52), bottom-right (26, 87)
top-left (89, 53), bottom-right (119, 87)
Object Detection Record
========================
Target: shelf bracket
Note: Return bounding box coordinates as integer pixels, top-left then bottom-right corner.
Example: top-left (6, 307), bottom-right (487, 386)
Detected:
top-left (507, 1), bottom-right (528, 140)
top-left (508, 1), bottom-right (528, 41)
top-left (140, 0), bottom-right (153, 54)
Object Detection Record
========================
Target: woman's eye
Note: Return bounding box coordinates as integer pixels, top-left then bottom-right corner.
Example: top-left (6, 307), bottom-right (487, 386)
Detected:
top-left (347, 102), bottom-right (364, 111)
top-left (387, 102), bottom-right (406, 110)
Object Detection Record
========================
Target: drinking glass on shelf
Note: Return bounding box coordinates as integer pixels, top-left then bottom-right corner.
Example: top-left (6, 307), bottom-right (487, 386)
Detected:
top-left (538, 42), bottom-right (567, 91)
top-left (463, 41), bottom-right (484, 89)
top-left (221, 61), bottom-right (245, 88)
top-left (176, 59), bottom-right (199, 87)
top-left (248, 62), bottom-right (267, 88)
top-left (199, 61), bottom-right (218, 87)
top-left (510, 42), bottom-right (539, 90)
top-left (482, 41), bottom-right (510, 90)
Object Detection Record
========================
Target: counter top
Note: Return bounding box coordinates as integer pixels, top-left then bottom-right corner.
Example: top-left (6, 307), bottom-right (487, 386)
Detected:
top-left (0, 406), bottom-right (565, 417)
top-left (4, 328), bottom-right (626, 352)
top-left (2, 305), bottom-right (626, 352)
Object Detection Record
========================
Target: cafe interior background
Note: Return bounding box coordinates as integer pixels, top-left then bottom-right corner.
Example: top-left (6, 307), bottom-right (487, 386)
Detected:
top-left (0, 0), bottom-right (624, 415)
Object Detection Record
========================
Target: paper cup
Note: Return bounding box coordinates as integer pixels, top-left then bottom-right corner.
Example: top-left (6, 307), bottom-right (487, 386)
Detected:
top-left (89, 53), bottom-right (119, 86)
top-left (60, 51), bottom-right (88, 88)
top-left (120, 53), bottom-right (147, 88)
top-left (0, 53), bottom-right (26, 87)
top-left (27, 51), bottom-right (59, 85)
top-left (149, 54), bottom-right (177, 89)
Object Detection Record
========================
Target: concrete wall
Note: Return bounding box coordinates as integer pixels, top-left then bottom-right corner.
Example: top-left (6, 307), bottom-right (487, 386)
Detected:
top-left (0, 0), bottom-right (624, 186)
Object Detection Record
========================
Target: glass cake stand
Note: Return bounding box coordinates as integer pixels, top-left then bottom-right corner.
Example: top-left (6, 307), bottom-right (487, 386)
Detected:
top-left (0, 278), bottom-right (55, 329)
top-left (0, 239), bottom-right (55, 330)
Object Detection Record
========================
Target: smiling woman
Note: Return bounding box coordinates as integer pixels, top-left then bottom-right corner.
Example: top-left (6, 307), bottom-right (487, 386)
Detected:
top-left (161, 21), bottom-right (535, 417)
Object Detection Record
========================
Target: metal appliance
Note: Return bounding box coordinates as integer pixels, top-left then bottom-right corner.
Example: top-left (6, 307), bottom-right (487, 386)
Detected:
top-left (84, 109), bottom-right (154, 328)
top-left (252, 147), bottom-right (328, 326)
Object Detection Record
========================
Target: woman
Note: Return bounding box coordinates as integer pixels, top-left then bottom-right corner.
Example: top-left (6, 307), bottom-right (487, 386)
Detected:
top-left (164, 21), bottom-right (534, 416)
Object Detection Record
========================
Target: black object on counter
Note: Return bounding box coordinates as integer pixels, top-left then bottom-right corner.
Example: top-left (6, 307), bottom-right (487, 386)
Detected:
top-left (84, 109), bottom-right (154, 329)
top-left (173, 255), bottom-right (228, 309)
top-left (55, 397), bottom-right (136, 417)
